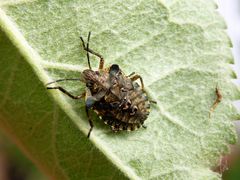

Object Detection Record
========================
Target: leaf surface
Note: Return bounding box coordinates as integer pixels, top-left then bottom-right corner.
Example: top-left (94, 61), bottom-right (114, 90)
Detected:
top-left (0, 0), bottom-right (239, 179)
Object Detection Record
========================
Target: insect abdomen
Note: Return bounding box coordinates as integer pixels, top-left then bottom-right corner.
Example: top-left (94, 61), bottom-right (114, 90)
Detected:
top-left (119, 89), bottom-right (150, 124)
top-left (94, 86), bottom-right (151, 132)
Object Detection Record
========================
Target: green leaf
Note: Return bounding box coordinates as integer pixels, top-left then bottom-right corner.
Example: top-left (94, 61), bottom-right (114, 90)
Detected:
top-left (0, 0), bottom-right (239, 179)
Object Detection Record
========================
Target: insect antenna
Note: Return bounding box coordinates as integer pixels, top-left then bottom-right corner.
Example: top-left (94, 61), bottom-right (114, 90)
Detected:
top-left (46, 78), bottom-right (82, 86)
top-left (87, 31), bottom-right (91, 70)
top-left (80, 32), bottom-right (92, 70)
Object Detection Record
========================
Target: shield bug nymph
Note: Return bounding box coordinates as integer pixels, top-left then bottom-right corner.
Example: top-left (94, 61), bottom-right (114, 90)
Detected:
top-left (47, 32), bottom-right (156, 138)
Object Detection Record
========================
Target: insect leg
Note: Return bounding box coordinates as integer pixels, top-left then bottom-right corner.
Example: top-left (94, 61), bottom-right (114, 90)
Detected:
top-left (47, 86), bottom-right (84, 99)
top-left (86, 107), bottom-right (94, 138)
top-left (128, 75), bottom-right (157, 104)
top-left (130, 74), bottom-right (144, 89)
top-left (80, 32), bottom-right (105, 70)
top-left (209, 86), bottom-right (222, 118)
top-left (128, 74), bottom-right (157, 104)
top-left (84, 87), bottom-right (96, 138)
top-left (127, 72), bottom-right (135, 77)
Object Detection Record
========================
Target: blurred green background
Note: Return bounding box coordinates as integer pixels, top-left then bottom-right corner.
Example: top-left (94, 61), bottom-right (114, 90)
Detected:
top-left (0, 132), bottom-right (46, 180)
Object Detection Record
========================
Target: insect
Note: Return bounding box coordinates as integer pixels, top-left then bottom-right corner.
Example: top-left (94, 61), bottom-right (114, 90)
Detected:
top-left (47, 32), bottom-right (155, 138)
top-left (209, 85), bottom-right (222, 118)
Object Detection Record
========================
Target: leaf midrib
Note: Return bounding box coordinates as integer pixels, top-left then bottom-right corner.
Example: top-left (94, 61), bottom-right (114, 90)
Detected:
top-left (0, 7), bottom-right (142, 180)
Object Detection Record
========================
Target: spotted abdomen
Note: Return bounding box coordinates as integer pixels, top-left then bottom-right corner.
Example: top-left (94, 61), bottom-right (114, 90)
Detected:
top-left (93, 83), bottom-right (151, 132)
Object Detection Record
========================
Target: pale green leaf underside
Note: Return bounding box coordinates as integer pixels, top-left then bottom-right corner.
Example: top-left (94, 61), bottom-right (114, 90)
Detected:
top-left (0, 0), bottom-right (240, 179)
